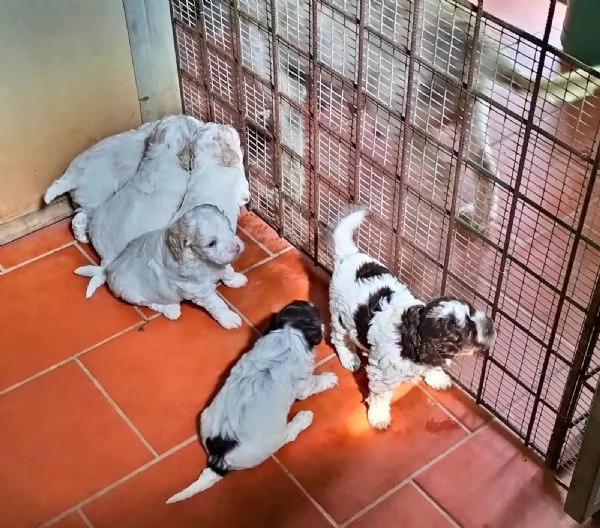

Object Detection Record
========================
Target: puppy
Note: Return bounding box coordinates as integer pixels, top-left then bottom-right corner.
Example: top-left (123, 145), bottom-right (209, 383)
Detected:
top-left (86, 115), bottom-right (199, 262)
top-left (165, 300), bottom-right (338, 503)
top-left (177, 123), bottom-right (250, 228)
top-left (176, 123), bottom-right (250, 290)
top-left (75, 205), bottom-right (246, 327)
top-left (329, 208), bottom-right (496, 430)
top-left (43, 115), bottom-right (204, 243)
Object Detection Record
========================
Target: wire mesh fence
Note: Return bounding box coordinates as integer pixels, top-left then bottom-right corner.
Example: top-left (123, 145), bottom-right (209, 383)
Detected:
top-left (170, 0), bottom-right (600, 487)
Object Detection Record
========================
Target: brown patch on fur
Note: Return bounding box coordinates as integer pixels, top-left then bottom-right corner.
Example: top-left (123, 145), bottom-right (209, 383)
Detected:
top-left (177, 141), bottom-right (195, 171)
top-left (215, 128), bottom-right (243, 167)
top-left (166, 219), bottom-right (191, 261)
top-left (149, 125), bottom-right (167, 146)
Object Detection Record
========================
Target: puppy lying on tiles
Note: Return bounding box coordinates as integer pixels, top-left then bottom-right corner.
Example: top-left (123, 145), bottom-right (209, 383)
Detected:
top-left (75, 205), bottom-right (246, 328)
top-left (329, 208), bottom-right (496, 430)
top-left (166, 300), bottom-right (338, 503)
top-left (43, 115), bottom-right (203, 244)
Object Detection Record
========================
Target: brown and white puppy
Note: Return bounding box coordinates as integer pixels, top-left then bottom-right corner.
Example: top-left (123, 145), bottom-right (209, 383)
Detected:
top-left (75, 205), bottom-right (246, 327)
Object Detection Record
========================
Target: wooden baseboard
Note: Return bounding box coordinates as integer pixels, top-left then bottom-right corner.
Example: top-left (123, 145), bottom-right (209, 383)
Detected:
top-left (0, 199), bottom-right (74, 245)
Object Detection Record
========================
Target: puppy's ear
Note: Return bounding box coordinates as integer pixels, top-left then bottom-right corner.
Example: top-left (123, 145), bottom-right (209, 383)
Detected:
top-left (148, 125), bottom-right (167, 147)
top-left (398, 304), bottom-right (424, 363)
top-left (215, 131), bottom-right (242, 167)
top-left (166, 218), bottom-right (193, 261)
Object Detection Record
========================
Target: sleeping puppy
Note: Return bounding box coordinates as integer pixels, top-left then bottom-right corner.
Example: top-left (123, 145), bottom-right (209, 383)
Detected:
top-left (86, 115), bottom-right (199, 262)
top-left (329, 208), bottom-right (496, 430)
top-left (177, 123), bottom-right (249, 228)
top-left (75, 205), bottom-right (246, 327)
top-left (165, 300), bottom-right (338, 503)
top-left (43, 115), bottom-right (204, 243)
top-left (176, 123), bottom-right (250, 288)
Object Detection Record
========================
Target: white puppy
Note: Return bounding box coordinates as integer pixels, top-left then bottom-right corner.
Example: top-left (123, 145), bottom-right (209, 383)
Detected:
top-left (86, 115), bottom-right (198, 262)
top-left (329, 208), bottom-right (496, 430)
top-left (177, 123), bottom-right (250, 228)
top-left (43, 115), bottom-right (204, 243)
top-left (166, 300), bottom-right (337, 503)
top-left (75, 205), bottom-right (245, 327)
top-left (176, 123), bottom-right (250, 289)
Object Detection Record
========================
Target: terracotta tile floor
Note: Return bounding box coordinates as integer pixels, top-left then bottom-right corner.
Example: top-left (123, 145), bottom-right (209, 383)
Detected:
top-left (0, 209), bottom-right (589, 528)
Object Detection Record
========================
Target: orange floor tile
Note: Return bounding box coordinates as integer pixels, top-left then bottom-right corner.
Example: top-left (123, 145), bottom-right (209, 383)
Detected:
top-left (0, 209), bottom-right (589, 528)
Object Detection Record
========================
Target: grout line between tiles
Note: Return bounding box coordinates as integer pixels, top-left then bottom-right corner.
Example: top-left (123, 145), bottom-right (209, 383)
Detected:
top-left (74, 242), bottom-right (99, 265)
top-left (239, 225), bottom-right (274, 256)
top-left (316, 353), bottom-right (336, 367)
top-left (0, 321), bottom-right (145, 396)
top-left (40, 435), bottom-right (198, 528)
top-left (76, 509), bottom-right (95, 528)
top-left (239, 254), bottom-right (279, 274)
top-left (1, 241), bottom-right (76, 274)
top-left (272, 455), bottom-right (338, 528)
top-left (75, 358), bottom-right (159, 458)
top-left (218, 293), bottom-right (262, 336)
top-left (338, 424), bottom-right (487, 528)
top-left (413, 382), bottom-right (472, 434)
top-left (411, 480), bottom-right (463, 528)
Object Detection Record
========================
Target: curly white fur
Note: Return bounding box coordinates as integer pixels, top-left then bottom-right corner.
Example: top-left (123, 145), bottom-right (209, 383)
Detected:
top-left (85, 115), bottom-right (199, 262)
top-left (329, 209), bottom-right (496, 430)
top-left (165, 301), bottom-right (337, 503)
top-left (75, 205), bottom-right (246, 327)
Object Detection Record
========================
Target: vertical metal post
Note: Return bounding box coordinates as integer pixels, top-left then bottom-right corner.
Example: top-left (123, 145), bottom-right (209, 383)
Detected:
top-left (392, 0), bottom-right (422, 273)
top-left (309, 0), bottom-right (320, 262)
top-left (265, 0), bottom-right (285, 234)
top-left (439, 1), bottom-right (484, 294)
top-left (193, 0), bottom-right (216, 120)
top-left (476, 0), bottom-right (560, 404)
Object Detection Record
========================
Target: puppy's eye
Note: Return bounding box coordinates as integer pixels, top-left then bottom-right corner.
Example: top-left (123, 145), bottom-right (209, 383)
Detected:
top-left (207, 240), bottom-right (216, 248)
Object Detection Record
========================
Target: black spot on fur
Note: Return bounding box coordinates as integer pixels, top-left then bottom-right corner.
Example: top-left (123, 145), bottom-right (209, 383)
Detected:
top-left (355, 262), bottom-right (393, 281)
top-left (353, 287), bottom-right (394, 349)
top-left (267, 300), bottom-right (323, 349)
top-left (206, 435), bottom-right (238, 476)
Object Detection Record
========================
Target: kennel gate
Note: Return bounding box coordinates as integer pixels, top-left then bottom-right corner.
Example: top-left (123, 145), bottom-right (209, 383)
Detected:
top-left (168, 0), bottom-right (600, 518)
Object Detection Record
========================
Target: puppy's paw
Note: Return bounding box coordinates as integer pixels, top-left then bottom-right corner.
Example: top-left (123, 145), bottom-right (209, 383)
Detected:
top-left (223, 272), bottom-right (248, 289)
top-left (163, 304), bottom-right (182, 320)
top-left (216, 310), bottom-right (242, 329)
top-left (424, 369), bottom-right (453, 391)
top-left (339, 352), bottom-right (361, 372)
top-left (319, 372), bottom-right (339, 391)
top-left (293, 410), bottom-right (314, 431)
top-left (367, 405), bottom-right (392, 431)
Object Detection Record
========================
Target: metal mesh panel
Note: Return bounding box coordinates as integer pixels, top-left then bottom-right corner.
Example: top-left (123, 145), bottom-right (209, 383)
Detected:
top-left (170, 0), bottom-right (600, 488)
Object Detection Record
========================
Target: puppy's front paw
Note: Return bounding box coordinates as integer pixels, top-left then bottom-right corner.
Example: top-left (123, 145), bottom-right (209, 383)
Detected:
top-left (163, 304), bottom-right (182, 320)
top-left (216, 310), bottom-right (242, 329)
top-left (319, 372), bottom-right (339, 391)
top-left (367, 404), bottom-right (392, 431)
top-left (424, 369), bottom-right (453, 391)
top-left (223, 272), bottom-right (248, 289)
top-left (293, 410), bottom-right (314, 430)
top-left (339, 352), bottom-right (361, 372)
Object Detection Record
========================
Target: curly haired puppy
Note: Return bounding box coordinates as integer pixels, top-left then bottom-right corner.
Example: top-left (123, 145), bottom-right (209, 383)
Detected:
top-left (75, 205), bottom-right (245, 327)
top-left (165, 300), bottom-right (338, 503)
top-left (329, 208), bottom-right (496, 430)
top-left (86, 115), bottom-right (199, 262)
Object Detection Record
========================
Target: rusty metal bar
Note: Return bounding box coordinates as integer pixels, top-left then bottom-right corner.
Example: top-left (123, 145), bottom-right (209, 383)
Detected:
top-left (309, 0), bottom-right (320, 262)
top-left (191, 0), bottom-right (215, 120)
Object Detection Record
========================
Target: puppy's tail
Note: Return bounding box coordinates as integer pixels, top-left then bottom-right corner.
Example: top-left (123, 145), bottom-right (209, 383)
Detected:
top-left (43, 166), bottom-right (81, 204)
top-left (490, 47), bottom-right (600, 104)
top-left (166, 467), bottom-right (223, 504)
top-left (332, 208), bottom-right (367, 260)
top-left (74, 265), bottom-right (106, 298)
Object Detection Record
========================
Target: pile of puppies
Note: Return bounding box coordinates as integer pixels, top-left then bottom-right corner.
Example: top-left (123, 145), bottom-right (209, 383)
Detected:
top-left (44, 118), bottom-right (497, 503)
top-left (45, 115), bottom-right (250, 327)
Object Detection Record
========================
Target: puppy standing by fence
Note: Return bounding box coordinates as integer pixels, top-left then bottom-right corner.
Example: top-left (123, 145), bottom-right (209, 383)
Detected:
top-left (329, 208), bottom-right (496, 429)
top-left (165, 300), bottom-right (338, 503)
top-left (75, 205), bottom-right (246, 326)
